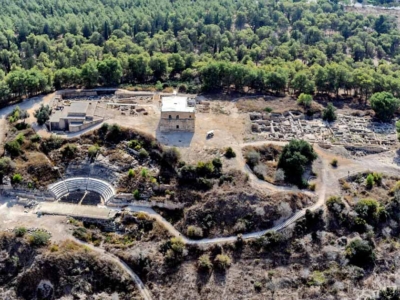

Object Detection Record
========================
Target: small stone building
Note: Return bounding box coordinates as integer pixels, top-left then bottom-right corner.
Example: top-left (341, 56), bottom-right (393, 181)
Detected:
top-left (159, 96), bottom-right (195, 132)
top-left (48, 102), bottom-right (103, 132)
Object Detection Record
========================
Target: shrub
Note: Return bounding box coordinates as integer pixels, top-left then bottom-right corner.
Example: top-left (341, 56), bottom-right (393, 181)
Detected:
top-left (61, 144), bottom-right (77, 158)
top-left (354, 198), bottom-right (379, 223)
top-left (308, 182), bottom-right (316, 191)
top-left (372, 172), bottom-right (382, 186)
top-left (297, 93), bottom-right (313, 108)
top-left (196, 177), bottom-right (213, 190)
top-left (254, 281), bottom-right (262, 292)
top-left (162, 147), bottom-right (181, 166)
top-left (40, 135), bottom-right (63, 153)
top-left (49, 244), bottom-right (59, 252)
top-left (88, 144), bottom-right (100, 158)
top-left (170, 237), bottom-right (185, 254)
top-left (133, 189), bottom-right (140, 200)
top-left (5, 140), bottom-right (21, 156)
top-left (11, 173), bottom-right (22, 184)
top-left (196, 161), bottom-right (214, 177)
top-left (308, 271), bottom-right (326, 286)
top-left (366, 174), bottom-right (375, 189)
top-left (326, 196), bottom-right (345, 213)
top-left (322, 103), bottom-right (336, 122)
top-left (225, 147), bottom-right (236, 158)
top-left (15, 122), bottom-right (30, 130)
top-left (128, 139), bottom-right (142, 149)
top-left (141, 168), bottom-right (148, 178)
top-left (28, 231), bottom-right (51, 247)
top-left (14, 227), bottom-right (27, 237)
top-left (187, 225), bottom-right (203, 238)
top-left (212, 158), bottom-right (222, 169)
top-left (214, 254), bottom-right (232, 270)
top-left (246, 151), bottom-right (260, 167)
top-left (331, 158), bottom-right (338, 168)
top-left (264, 107), bottom-right (273, 113)
top-left (15, 133), bottom-right (25, 144)
top-left (30, 134), bottom-right (41, 142)
top-left (34, 104), bottom-right (51, 125)
top-left (128, 169), bottom-right (135, 178)
top-left (257, 231), bottom-right (283, 249)
top-left (346, 239), bottom-right (375, 268)
top-left (197, 254), bottom-right (213, 271)
top-left (138, 148), bottom-right (149, 159)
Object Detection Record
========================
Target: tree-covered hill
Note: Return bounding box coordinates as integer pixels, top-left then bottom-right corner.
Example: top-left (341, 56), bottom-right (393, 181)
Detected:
top-left (0, 0), bottom-right (400, 105)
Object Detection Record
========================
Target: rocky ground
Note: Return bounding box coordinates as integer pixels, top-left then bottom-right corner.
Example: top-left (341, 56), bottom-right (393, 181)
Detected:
top-left (0, 232), bottom-right (139, 300)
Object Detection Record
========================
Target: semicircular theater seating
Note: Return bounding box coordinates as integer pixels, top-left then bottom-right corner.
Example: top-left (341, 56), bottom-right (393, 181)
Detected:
top-left (48, 177), bottom-right (116, 203)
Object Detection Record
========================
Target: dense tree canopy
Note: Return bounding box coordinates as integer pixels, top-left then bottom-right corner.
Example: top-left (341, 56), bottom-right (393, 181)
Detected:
top-left (0, 0), bottom-right (399, 106)
top-left (278, 139), bottom-right (317, 186)
top-left (369, 92), bottom-right (400, 122)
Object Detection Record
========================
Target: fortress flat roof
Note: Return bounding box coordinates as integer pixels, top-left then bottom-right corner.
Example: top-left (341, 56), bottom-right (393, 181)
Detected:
top-left (161, 96), bottom-right (195, 113)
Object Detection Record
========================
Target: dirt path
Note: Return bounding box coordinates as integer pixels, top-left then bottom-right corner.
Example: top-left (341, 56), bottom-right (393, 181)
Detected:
top-left (72, 238), bottom-right (153, 300)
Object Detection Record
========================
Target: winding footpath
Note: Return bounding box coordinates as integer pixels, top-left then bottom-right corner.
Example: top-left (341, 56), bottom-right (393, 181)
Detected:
top-left (72, 238), bottom-right (152, 300)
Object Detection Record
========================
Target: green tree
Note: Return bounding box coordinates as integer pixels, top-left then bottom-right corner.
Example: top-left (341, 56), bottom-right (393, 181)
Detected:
top-left (346, 239), bottom-right (375, 268)
top-left (322, 103), bottom-right (336, 122)
top-left (278, 139), bottom-right (317, 185)
top-left (81, 59), bottom-right (99, 87)
top-left (369, 92), bottom-right (400, 122)
top-left (297, 93), bottom-right (313, 108)
top-left (34, 104), bottom-right (51, 125)
top-left (97, 57), bottom-right (123, 85)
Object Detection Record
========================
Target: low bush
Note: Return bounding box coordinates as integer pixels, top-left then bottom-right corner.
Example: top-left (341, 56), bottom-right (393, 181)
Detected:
top-left (197, 254), bottom-right (213, 271)
top-left (133, 189), bottom-right (140, 200)
top-left (354, 198), bottom-right (379, 224)
top-left (366, 173), bottom-right (375, 189)
top-left (214, 254), bottom-right (232, 270)
top-left (49, 244), bottom-right (59, 252)
top-left (30, 134), bottom-right (41, 142)
top-left (162, 147), bottom-right (181, 166)
top-left (254, 281), bottom-right (263, 292)
top-left (264, 107), bottom-right (273, 113)
top-left (308, 182), bottom-right (316, 191)
top-left (141, 168), bottom-right (148, 178)
top-left (28, 231), bottom-right (51, 247)
top-left (331, 158), bottom-right (338, 168)
top-left (88, 144), bottom-right (100, 158)
top-left (139, 148), bottom-right (149, 159)
top-left (11, 173), bottom-right (22, 184)
top-left (187, 225), bottom-right (203, 238)
top-left (5, 140), bottom-right (21, 156)
top-left (246, 151), bottom-right (260, 167)
top-left (346, 239), bottom-right (375, 268)
top-left (14, 227), bottom-right (27, 237)
top-left (326, 196), bottom-right (345, 213)
top-left (128, 169), bottom-right (135, 178)
top-left (225, 147), bottom-right (236, 158)
top-left (61, 143), bottom-right (77, 158)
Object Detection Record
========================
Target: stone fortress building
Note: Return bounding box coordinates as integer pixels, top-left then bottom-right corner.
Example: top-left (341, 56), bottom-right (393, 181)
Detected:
top-left (159, 96), bottom-right (196, 132)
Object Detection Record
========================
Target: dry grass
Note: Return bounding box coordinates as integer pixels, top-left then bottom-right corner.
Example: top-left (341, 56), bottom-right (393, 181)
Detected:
top-left (236, 96), bottom-right (303, 113)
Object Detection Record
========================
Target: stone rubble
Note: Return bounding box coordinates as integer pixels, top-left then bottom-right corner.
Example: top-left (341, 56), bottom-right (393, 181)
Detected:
top-left (250, 111), bottom-right (397, 146)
